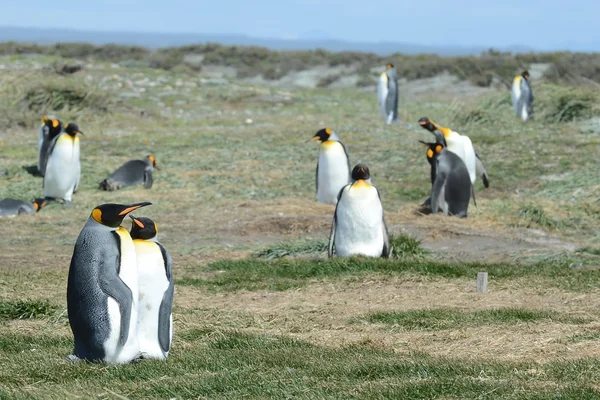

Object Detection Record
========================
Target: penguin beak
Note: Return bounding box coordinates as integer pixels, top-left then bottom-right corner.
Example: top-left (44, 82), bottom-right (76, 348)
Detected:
top-left (118, 202), bottom-right (152, 216)
top-left (76, 130), bottom-right (84, 135)
top-left (307, 136), bottom-right (320, 143)
top-left (129, 214), bottom-right (145, 228)
top-left (154, 163), bottom-right (160, 170)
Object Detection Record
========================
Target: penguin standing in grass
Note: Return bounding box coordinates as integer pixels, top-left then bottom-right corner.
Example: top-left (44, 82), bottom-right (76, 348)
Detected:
top-left (328, 164), bottom-right (391, 258)
top-left (129, 215), bottom-right (173, 360)
top-left (43, 123), bottom-right (83, 204)
top-left (99, 155), bottom-right (159, 191)
top-left (511, 70), bottom-right (534, 121)
top-left (38, 115), bottom-right (63, 176)
top-left (0, 198), bottom-right (47, 216)
top-left (310, 128), bottom-right (351, 205)
top-left (67, 201), bottom-right (152, 364)
top-left (377, 63), bottom-right (399, 124)
top-left (419, 132), bottom-right (471, 217)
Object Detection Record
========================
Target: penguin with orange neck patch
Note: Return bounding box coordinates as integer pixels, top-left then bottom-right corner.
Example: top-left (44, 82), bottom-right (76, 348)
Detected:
top-left (310, 128), bottom-right (351, 205)
top-left (328, 164), bottom-right (391, 258)
top-left (99, 155), bottom-right (159, 191)
top-left (129, 215), bottom-right (173, 360)
top-left (38, 115), bottom-right (63, 176)
top-left (0, 198), bottom-right (48, 216)
top-left (67, 201), bottom-right (151, 364)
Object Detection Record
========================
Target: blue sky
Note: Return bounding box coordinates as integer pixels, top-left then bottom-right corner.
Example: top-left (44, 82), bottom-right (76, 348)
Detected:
top-left (1, 0), bottom-right (598, 50)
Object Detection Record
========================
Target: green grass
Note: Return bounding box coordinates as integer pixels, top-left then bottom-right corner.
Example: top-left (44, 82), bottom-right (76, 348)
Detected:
top-left (254, 238), bottom-right (329, 259)
top-left (1, 328), bottom-right (599, 399)
top-left (0, 299), bottom-right (57, 321)
top-left (356, 307), bottom-right (589, 330)
top-left (389, 233), bottom-right (428, 260)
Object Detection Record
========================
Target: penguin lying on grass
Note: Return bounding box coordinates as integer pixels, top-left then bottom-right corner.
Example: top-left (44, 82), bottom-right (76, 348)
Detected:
top-left (0, 198), bottom-right (47, 216)
top-left (99, 155), bottom-right (159, 191)
top-left (328, 164), bottom-right (391, 258)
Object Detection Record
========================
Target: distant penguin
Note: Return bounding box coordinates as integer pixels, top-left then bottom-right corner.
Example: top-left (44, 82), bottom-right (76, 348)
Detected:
top-left (0, 198), bottom-right (47, 217)
top-left (377, 63), bottom-right (399, 124)
top-left (99, 155), bottom-right (159, 191)
top-left (38, 115), bottom-right (63, 176)
top-left (43, 123), bottom-right (83, 204)
top-left (511, 70), bottom-right (534, 121)
top-left (328, 164), bottom-right (391, 258)
top-left (129, 215), bottom-right (174, 360)
top-left (310, 128), bottom-right (351, 205)
top-left (419, 132), bottom-right (472, 217)
top-left (67, 201), bottom-right (152, 364)
top-left (418, 117), bottom-right (489, 190)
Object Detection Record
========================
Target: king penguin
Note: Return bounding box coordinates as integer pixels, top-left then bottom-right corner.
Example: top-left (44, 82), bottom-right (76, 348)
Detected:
top-left (418, 117), bottom-right (489, 191)
top-left (419, 132), bottom-right (471, 217)
top-left (310, 128), bottom-right (351, 205)
top-left (377, 63), bottom-right (399, 124)
top-left (511, 70), bottom-right (534, 121)
top-left (129, 215), bottom-right (174, 360)
top-left (0, 198), bottom-right (47, 217)
top-left (67, 201), bottom-right (152, 364)
top-left (38, 115), bottom-right (63, 177)
top-left (99, 155), bottom-right (159, 191)
top-left (328, 164), bottom-right (391, 258)
top-left (43, 123), bottom-right (83, 204)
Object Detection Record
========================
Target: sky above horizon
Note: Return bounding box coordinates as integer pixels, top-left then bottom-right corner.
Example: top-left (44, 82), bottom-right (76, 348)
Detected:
top-left (1, 0), bottom-right (598, 50)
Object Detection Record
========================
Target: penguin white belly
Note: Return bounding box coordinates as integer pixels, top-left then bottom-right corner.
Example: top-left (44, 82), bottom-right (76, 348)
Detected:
top-left (437, 183), bottom-right (448, 215)
top-left (103, 227), bottom-right (140, 364)
top-left (520, 105), bottom-right (529, 121)
top-left (134, 240), bottom-right (170, 359)
top-left (334, 184), bottom-right (384, 257)
top-left (377, 73), bottom-right (388, 118)
top-left (317, 142), bottom-right (350, 205)
top-left (446, 134), bottom-right (476, 184)
top-left (44, 136), bottom-right (80, 201)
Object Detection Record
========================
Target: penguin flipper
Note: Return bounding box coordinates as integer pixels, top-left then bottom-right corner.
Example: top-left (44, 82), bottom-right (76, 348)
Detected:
top-left (327, 212), bottom-right (337, 258)
top-left (475, 153), bottom-right (489, 188)
top-left (157, 244), bottom-right (174, 354)
top-left (430, 169), bottom-right (446, 215)
top-left (471, 185), bottom-right (477, 207)
top-left (315, 163), bottom-right (319, 193)
top-left (143, 170), bottom-right (153, 189)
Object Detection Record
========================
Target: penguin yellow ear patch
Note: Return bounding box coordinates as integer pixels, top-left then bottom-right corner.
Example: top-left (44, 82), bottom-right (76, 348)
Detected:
top-left (426, 149), bottom-right (434, 158)
top-left (435, 145), bottom-right (443, 154)
top-left (92, 208), bottom-right (102, 223)
top-left (154, 222), bottom-right (159, 233)
top-left (325, 128), bottom-right (332, 135)
top-left (52, 119), bottom-right (59, 128)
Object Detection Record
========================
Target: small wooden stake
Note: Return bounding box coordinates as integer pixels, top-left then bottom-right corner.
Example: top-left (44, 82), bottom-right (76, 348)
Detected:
top-left (476, 272), bottom-right (488, 293)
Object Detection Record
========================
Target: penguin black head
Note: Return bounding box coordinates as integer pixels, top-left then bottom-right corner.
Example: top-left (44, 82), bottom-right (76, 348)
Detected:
top-left (64, 123), bottom-right (84, 137)
top-left (310, 128), bottom-right (333, 143)
top-left (42, 115), bottom-right (62, 134)
top-left (129, 215), bottom-right (158, 240)
top-left (91, 202), bottom-right (152, 228)
top-left (386, 63), bottom-right (394, 69)
top-left (418, 117), bottom-right (436, 132)
top-left (32, 198), bottom-right (49, 213)
top-left (418, 139), bottom-right (445, 162)
top-left (522, 70), bottom-right (530, 80)
top-left (147, 155), bottom-right (160, 170)
top-left (351, 163), bottom-right (371, 181)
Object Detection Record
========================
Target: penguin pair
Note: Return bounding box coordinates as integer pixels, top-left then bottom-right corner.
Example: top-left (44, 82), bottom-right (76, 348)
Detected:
top-left (377, 63), bottom-right (399, 124)
top-left (43, 123), bottom-right (83, 204)
top-left (328, 164), bottom-right (391, 258)
top-left (99, 155), bottom-right (160, 191)
top-left (38, 115), bottom-right (63, 177)
top-left (419, 132), bottom-right (471, 217)
top-left (310, 128), bottom-right (351, 205)
top-left (511, 70), bottom-right (534, 121)
top-left (0, 198), bottom-right (47, 217)
top-left (67, 202), bottom-right (174, 364)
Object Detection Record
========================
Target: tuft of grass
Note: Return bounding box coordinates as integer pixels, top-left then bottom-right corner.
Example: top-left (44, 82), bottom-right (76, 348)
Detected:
top-left (389, 233), bottom-right (428, 260)
top-left (0, 299), bottom-right (58, 321)
top-left (357, 307), bottom-right (589, 330)
top-left (537, 84), bottom-right (600, 123)
top-left (566, 331), bottom-right (600, 343)
top-left (519, 204), bottom-right (558, 229)
top-left (254, 238), bottom-right (328, 259)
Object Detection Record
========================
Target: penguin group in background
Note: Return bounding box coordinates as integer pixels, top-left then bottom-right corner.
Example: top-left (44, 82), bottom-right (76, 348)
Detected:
top-left (129, 215), bottom-right (174, 360)
top-left (511, 70), bottom-right (534, 121)
top-left (38, 115), bottom-right (63, 177)
top-left (328, 164), bottom-right (391, 258)
top-left (43, 123), bottom-right (83, 204)
top-left (0, 198), bottom-right (47, 217)
top-left (99, 155), bottom-right (160, 191)
top-left (310, 128), bottom-right (351, 205)
top-left (419, 132), bottom-right (471, 217)
top-left (67, 202), bottom-right (152, 364)
top-left (377, 63), bottom-right (399, 124)
top-left (418, 117), bottom-right (489, 202)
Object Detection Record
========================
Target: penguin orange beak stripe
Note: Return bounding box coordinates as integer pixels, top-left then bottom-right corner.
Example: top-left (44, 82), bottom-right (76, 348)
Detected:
top-left (133, 218), bottom-right (144, 228)
top-left (118, 202), bottom-right (152, 216)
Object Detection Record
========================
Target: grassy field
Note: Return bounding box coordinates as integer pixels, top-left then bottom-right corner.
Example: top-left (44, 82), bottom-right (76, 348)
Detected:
top-left (0, 52), bottom-right (599, 399)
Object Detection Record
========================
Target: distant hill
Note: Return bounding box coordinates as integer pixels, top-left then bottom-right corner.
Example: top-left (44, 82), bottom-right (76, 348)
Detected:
top-left (0, 25), bottom-right (536, 56)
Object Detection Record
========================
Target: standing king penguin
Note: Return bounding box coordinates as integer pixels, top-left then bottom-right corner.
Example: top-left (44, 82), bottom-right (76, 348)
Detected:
top-left (328, 164), bottom-right (391, 258)
top-left (511, 70), bottom-right (534, 121)
top-left (419, 132), bottom-right (471, 217)
top-left (418, 117), bottom-right (489, 192)
top-left (38, 115), bottom-right (63, 177)
top-left (99, 155), bottom-right (159, 191)
top-left (129, 215), bottom-right (174, 360)
top-left (43, 123), bottom-right (83, 204)
top-left (67, 202), bottom-right (152, 364)
top-left (310, 128), bottom-right (351, 205)
top-left (377, 64), bottom-right (399, 124)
